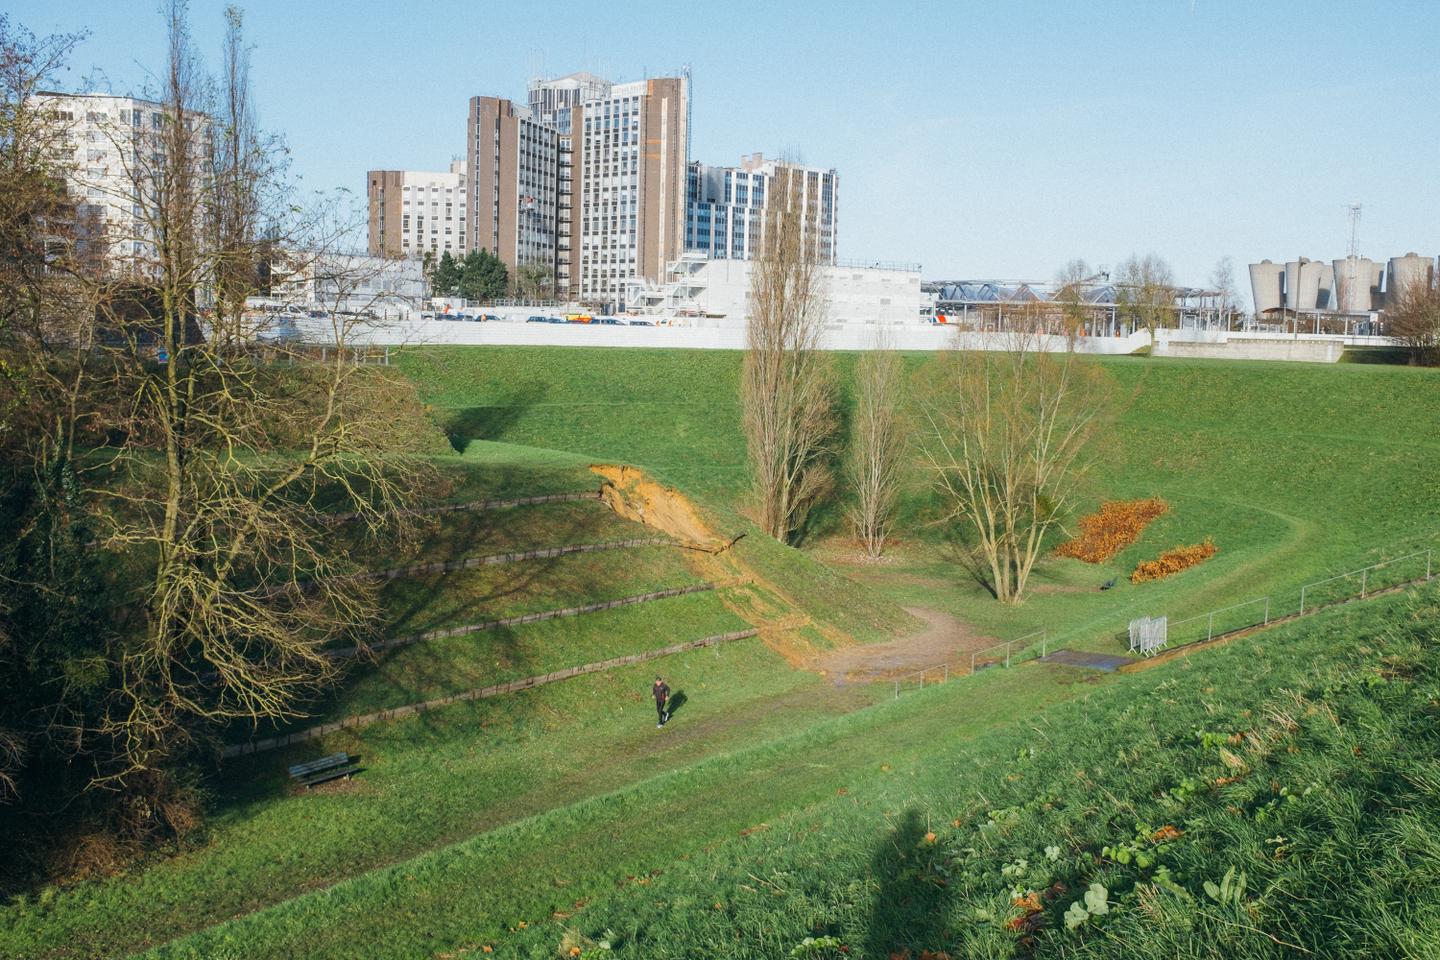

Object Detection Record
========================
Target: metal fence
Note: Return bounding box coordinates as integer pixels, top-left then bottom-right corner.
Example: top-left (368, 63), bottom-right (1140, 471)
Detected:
top-left (1129, 547), bottom-right (1434, 657)
top-left (893, 629), bottom-right (1048, 698)
top-left (1299, 549), bottom-right (1433, 615)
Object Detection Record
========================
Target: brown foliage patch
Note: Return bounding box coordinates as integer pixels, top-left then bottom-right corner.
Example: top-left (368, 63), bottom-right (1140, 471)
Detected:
top-left (1130, 538), bottom-right (1218, 583)
top-left (1055, 498), bottom-right (1169, 564)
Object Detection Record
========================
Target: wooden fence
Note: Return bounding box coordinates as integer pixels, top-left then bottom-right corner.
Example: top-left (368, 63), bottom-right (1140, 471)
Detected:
top-left (347, 537), bottom-right (676, 583)
top-left (322, 490), bottom-right (601, 525)
top-left (221, 628), bottom-right (759, 758)
top-left (326, 582), bottom-right (720, 659)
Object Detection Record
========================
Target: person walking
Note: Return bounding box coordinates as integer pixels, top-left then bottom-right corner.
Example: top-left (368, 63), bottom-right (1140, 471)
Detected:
top-left (652, 676), bottom-right (670, 728)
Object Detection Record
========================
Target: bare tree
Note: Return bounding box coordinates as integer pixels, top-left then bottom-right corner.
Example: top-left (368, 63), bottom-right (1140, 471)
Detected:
top-left (741, 163), bottom-right (837, 543)
top-left (917, 331), bottom-right (1115, 603)
top-left (1053, 258), bottom-right (1094, 341)
top-left (77, 3), bottom-right (428, 797)
top-left (846, 331), bottom-right (905, 559)
top-left (1116, 253), bottom-right (1175, 348)
top-left (1388, 270), bottom-right (1440, 366)
top-left (1209, 256), bottom-right (1240, 328)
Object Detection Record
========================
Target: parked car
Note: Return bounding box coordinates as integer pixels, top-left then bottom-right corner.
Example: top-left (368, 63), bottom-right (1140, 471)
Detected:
top-left (594, 316), bottom-right (620, 325)
top-left (546, 316), bottom-right (566, 324)
top-left (627, 319), bottom-right (652, 326)
top-left (480, 314), bottom-right (499, 322)
top-left (420, 311), bottom-right (436, 320)
top-left (526, 315), bottom-right (547, 323)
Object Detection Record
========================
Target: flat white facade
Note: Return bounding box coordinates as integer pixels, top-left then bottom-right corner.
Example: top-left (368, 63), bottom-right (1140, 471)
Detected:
top-left (368, 161), bottom-right (467, 260)
top-left (626, 255), bottom-right (922, 328)
top-left (37, 91), bottom-right (206, 271)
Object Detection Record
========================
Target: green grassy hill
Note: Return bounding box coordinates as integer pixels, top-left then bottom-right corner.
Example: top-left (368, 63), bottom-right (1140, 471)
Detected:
top-left (3, 348), bottom-right (1438, 960)
top-left (399, 348), bottom-right (1440, 652)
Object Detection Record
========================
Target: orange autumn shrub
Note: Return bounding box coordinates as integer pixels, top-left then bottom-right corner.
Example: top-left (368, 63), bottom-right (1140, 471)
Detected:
top-left (1055, 498), bottom-right (1169, 564)
top-left (1130, 538), bottom-right (1218, 583)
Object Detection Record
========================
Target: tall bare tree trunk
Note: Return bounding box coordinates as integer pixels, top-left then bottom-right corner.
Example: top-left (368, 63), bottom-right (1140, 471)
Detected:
top-left (846, 331), bottom-right (904, 559)
top-left (741, 164), bottom-right (836, 543)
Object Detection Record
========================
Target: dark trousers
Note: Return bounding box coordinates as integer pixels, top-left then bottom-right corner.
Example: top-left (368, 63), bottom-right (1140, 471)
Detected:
top-left (656, 699), bottom-right (667, 722)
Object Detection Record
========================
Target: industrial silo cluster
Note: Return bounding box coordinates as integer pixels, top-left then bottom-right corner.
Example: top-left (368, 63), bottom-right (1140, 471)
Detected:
top-left (1248, 253), bottom-right (1436, 316)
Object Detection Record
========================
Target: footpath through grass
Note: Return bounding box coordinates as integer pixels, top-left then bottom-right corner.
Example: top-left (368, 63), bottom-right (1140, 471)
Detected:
top-left (118, 586), bottom-right (1440, 960)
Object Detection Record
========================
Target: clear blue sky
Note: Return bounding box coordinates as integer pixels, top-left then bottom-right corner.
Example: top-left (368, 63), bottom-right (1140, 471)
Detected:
top-left (15, 0), bottom-right (1440, 287)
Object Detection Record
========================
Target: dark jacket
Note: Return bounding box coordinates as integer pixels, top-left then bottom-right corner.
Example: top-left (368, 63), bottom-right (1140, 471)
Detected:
top-left (653, 681), bottom-right (670, 704)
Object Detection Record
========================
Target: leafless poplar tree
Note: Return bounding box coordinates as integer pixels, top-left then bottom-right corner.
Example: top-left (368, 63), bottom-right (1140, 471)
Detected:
top-left (846, 331), bottom-right (905, 559)
top-left (741, 163), bottom-right (836, 543)
top-left (1116, 252), bottom-right (1176, 347)
top-left (917, 330), bottom-right (1115, 603)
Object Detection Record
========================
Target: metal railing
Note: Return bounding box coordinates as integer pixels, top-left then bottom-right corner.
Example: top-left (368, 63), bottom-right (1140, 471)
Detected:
top-left (893, 629), bottom-right (1048, 698)
top-left (1299, 549), bottom-right (1432, 615)
top-left (970, 629), bottom-right (1048, 674)
top-left (1131, 547), bottom-right (1434, 658)
top-left (1167, 596), bottom-right (1272, 645)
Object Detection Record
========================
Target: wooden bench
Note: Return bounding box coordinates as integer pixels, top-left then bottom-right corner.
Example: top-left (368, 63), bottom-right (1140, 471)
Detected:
top-left (287, 752), bottom-right (359, 789)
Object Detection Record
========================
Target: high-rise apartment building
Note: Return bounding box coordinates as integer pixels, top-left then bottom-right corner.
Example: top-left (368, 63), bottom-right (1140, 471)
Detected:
top-left (686, 153), bottom-right (838, 264)
top-left (570, 76), bottom-right (688, 306)
top-left (366, 160), bottom-right (467, 260)
top-left (37, 91), bottom-right (210, 272)
top-left (461, 73), bottom-right (689, 308)
top-left (466, 96), bottom-right (562, 281)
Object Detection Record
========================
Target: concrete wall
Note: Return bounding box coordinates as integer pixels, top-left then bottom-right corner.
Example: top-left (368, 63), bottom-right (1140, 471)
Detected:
top-left (1155, 330), bottom-right (1344, 363)
top-left (296, 316), bottom-right (1152, 354)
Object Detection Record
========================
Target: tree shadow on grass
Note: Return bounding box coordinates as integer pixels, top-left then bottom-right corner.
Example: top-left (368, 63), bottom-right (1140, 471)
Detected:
top-left (866, 808), bottom-right (957, 959)
top-left (441, 382), bottom-right (549, 453)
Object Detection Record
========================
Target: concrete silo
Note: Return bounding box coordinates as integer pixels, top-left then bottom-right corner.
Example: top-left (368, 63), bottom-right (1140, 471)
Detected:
top-left (1330, 257), bottom-right (1380, 313)
top-left (1387, 253), bottom-right (1436, 305)
top-left (1316, 262), bottom-right (1334, 310)
top-left (1248, 260), bottom-right (1284, 315)
top-left (1284, 259), bottom-right (1327, 311)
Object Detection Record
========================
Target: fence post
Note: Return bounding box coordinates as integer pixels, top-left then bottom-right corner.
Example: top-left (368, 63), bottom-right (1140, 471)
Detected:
top-left (943, 663), bottom-right (949, 682)
top-left (1263, 597), bottom-right (1270, 625)
top-left (1005, 642), bottom-right (1012, 668)
top-left (894, 679), bottom-right (899, 700)
top-left (1299, 586), bottom-right (1306, 617)
top-left (1207, 611), bottom-right (1214, 641)
top-left (971, 651), bottom-right (978, 675)
top-left (1361, 569), bottom-right (1367, 598)
top-left (918, 670), bottom-right (924, 690)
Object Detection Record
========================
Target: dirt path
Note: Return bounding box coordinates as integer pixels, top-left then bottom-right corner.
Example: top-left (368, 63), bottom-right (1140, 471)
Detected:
top-left (810, 606), bottom-right (996, 684)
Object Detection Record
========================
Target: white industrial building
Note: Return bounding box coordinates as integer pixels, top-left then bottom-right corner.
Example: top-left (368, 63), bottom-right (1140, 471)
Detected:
top-left (624, 254), bottom-right (922, 327)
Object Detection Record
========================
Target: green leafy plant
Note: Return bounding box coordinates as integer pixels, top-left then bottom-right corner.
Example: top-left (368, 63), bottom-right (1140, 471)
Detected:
top-left (1064, 882), bottom-right (1110, 930)
top-left (1203, 866), bottom-right (1247, 910)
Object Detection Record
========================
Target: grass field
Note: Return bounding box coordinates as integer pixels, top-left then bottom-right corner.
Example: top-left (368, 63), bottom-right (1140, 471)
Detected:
top-left (3, 347), bottom-right (1437, 959)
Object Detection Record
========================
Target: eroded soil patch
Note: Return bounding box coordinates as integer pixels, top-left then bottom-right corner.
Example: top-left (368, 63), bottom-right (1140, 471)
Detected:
top-left (809, 606), bottom-right (996, 684)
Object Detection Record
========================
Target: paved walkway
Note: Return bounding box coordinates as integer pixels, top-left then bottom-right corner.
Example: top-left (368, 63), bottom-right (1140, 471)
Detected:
top-left (1036, 648), bottom-right (1138, 672)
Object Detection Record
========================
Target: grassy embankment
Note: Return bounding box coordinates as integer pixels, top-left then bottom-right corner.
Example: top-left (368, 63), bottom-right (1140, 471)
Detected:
top-left (401, 347), bottom-right (1440, 652)
top-left (110, 588), bottom-right (1440, 958)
